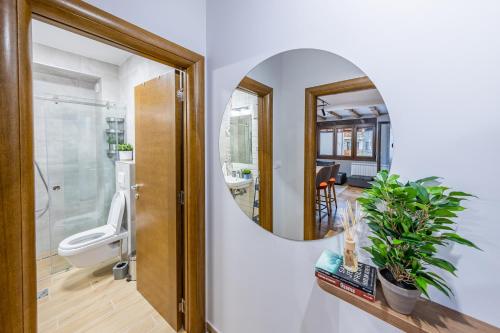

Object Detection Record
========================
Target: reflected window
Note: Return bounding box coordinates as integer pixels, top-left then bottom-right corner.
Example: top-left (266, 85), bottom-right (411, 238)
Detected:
top-left (319, 129), bottom-right (334, 156)
top-left (336, 128), bottom-right (352, 157)
top-left (356, 126), bottom-right (374, 158)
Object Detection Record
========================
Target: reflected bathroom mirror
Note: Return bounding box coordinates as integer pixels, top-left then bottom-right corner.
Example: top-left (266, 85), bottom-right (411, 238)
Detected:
top-left (219, 49), bottom-right (393, 241)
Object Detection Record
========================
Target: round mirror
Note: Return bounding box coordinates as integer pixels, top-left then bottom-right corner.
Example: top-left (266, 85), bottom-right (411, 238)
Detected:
top-left (219, 49), bottom-right (393, 241)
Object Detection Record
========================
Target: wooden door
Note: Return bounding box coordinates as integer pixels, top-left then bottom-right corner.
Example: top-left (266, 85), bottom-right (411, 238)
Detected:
top-left (135, 71), bottom-right (183, 330)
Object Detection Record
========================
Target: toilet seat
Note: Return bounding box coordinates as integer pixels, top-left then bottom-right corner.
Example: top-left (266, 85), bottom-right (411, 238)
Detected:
top-left (58, 225), bottom-right (127, 256)
top-left (58, 191), bottom-right (127, 258)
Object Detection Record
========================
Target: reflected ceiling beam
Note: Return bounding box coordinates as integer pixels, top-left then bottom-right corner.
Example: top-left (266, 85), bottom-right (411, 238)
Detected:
top-left (348, 109), bottom-right (361, 118)
top-left (327, 111), bottom-right (342, 119)
top-left (369, 106), bottom-right (380, 116)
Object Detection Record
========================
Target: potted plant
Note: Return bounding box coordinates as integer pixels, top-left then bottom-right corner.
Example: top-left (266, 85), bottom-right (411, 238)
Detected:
top-left (118, 143), bottom-right (133, 161)
top-left (358, 170), bottom-right (479, 314)
top-left (242, 169), bottom-right (252, 179)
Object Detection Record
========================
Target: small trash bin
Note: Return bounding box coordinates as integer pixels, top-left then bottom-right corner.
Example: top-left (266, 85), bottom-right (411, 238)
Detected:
top-left (113, 261), bottom-right (129, 280)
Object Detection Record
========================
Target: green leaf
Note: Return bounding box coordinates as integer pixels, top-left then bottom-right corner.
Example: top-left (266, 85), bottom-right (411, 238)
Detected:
top-left (415, 276), bottom-right (430, 298)
top-left (449, 191), bottom-right (476, 198)
top-left (421, 275), bottom-right (451, 297)
top-left (416, 176), bottom-right (440, 184)
top-left (392, 239), bottom-right (403, 245)
top-left (443, 233), bottom-right (482, 250)
top-left (432, 209), bottom-right (458, 218)
top-left (423, 257), bottom-right (457, 275)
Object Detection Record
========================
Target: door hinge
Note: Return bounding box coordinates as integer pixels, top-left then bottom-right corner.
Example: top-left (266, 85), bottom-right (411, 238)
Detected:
top-left (179, 298), bottom-right (186, 313)
top-left (178, 190), bottom-right (185, 205)
top-left (176, 88), bottom-right (184, 102)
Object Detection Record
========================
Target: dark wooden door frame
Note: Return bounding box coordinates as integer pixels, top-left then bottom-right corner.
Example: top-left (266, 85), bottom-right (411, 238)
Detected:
top-left (237, 76), bottom-right (273, 232)
top-left (0, 1), bottom-right (205, 332)
top-left (304, 76), bottom-right (375, 240)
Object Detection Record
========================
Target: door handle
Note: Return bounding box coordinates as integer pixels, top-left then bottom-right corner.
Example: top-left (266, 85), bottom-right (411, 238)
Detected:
top-left (131, 183), bottom-right (143, 199)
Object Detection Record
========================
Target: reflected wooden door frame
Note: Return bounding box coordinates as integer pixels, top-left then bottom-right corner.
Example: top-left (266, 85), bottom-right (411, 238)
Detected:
top-left (238, 77), bottom-right (273, 233)
top-left (303, 77), bottom-right (375, 240)
top-left (0, 1), bottom-right (205, 332)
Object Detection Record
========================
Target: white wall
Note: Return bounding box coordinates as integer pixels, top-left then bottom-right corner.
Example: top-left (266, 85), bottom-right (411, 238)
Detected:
top-left (84, 0), bottom-right (206, 55)
top-left (207, 1), bottom-right (500, 333)
top-left (118, 55), bottom-right (173, 146)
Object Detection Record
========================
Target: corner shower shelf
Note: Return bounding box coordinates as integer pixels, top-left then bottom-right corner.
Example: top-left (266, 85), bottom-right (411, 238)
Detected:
top-left (105, 117), bottom-right (125, 159)
top-left (105, 129), bottom-right (124, 134)
top-left (106, 117), bottom-right (124, 123)
top-left (317, 278), bottom-right (499, 333)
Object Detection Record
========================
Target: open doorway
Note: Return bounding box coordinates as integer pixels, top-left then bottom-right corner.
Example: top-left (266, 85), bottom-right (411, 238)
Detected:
top-left (33, 19), bottom-right (183, 332)
top-left (304, 77), bottom-right (393, 240)
top-left (1, 1), bottom-right (204, 332)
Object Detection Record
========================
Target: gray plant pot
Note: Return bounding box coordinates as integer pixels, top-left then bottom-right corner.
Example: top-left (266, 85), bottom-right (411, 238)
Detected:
top-left (378, 269), bottom-right (421, 314)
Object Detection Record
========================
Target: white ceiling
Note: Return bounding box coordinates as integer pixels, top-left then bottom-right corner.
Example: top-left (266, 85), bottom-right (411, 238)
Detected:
top-left (32, 20), bottom-right (131, 66)
top-left (317, 89), bottom-right (388, 119)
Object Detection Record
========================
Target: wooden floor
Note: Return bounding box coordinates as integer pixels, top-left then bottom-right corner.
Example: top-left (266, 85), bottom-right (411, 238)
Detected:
top-left (315, 185), bottom-right (364, 239)
top-left (37, 260), bottom-right (179, 333)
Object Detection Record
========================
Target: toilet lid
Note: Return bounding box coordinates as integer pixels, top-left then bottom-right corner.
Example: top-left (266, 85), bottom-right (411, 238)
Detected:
top-left (106, 191), bottom-right (126, 234)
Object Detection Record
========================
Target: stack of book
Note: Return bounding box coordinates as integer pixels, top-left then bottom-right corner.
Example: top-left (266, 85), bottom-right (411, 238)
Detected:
top-left (315, 249), bottom-right (377, 302)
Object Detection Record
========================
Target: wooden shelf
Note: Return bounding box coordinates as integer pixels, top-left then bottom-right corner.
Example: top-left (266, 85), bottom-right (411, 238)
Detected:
top-left (317, 278), bottom-right (499, 333)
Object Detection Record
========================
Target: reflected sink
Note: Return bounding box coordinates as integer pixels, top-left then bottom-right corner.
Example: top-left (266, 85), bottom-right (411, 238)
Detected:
top-left (225, 176), bottom-right (252, 190)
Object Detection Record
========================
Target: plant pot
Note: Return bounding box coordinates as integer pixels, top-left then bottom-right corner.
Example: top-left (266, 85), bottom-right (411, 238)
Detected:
top-left (378, 269), bottom-right (421, 314)
top-left (119, 151), bottom-right (133, 161)
top-left (242, 173), bottom-right (251, 180)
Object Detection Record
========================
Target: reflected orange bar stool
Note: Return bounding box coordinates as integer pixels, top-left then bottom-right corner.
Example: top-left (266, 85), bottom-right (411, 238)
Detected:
top-left (316, 166), bottom-right (333, 223)
top-left (328, 164), bottom-right (340, 209)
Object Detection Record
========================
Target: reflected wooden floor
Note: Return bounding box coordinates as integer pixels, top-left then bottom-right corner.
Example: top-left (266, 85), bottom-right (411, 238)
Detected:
top-left (37, 260), bottom-right (180, 333)
top-left (315, 185), bottom-right (364, 239)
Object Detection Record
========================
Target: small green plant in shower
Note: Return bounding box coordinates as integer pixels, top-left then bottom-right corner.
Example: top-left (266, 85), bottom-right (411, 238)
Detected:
top-left (118, 143), bottom-right (133, 151)
top-left (118, 144), bottom-right (134, 161)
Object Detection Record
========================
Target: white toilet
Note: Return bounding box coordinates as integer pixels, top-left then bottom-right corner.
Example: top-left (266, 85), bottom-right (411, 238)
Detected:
top-left (58, 191), bottom-right (128, 268)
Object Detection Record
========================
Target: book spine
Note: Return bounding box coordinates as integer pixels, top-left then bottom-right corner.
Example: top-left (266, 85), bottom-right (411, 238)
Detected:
top-left (316, 271), bottom-right (375, 302)
top-left (315, 267), bottom-right (374, 295)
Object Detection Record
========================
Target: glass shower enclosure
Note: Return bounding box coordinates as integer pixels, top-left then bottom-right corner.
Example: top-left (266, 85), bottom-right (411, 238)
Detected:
top-left (34, 94), bottom-right (125, 278)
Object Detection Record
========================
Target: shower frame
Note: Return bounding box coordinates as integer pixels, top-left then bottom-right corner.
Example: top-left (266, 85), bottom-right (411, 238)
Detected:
top-left (0, 1), bottom-right (205, 332)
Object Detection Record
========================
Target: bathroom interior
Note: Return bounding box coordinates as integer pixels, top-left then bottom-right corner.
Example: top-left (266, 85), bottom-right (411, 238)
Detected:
top-left (32, 19), bottom-right (177, 332)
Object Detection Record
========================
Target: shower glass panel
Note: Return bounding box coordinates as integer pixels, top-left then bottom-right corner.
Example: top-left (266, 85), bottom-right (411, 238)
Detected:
top-left (34, 95), bottom-right (125, 276)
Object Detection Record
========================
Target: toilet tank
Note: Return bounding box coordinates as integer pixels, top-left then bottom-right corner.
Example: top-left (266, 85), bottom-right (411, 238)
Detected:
top-left (115, 161), bottom-right (135, 256)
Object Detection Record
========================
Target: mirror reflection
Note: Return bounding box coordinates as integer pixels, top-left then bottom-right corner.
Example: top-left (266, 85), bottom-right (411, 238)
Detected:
top-left (219, 49), bottom-right (393, 241)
